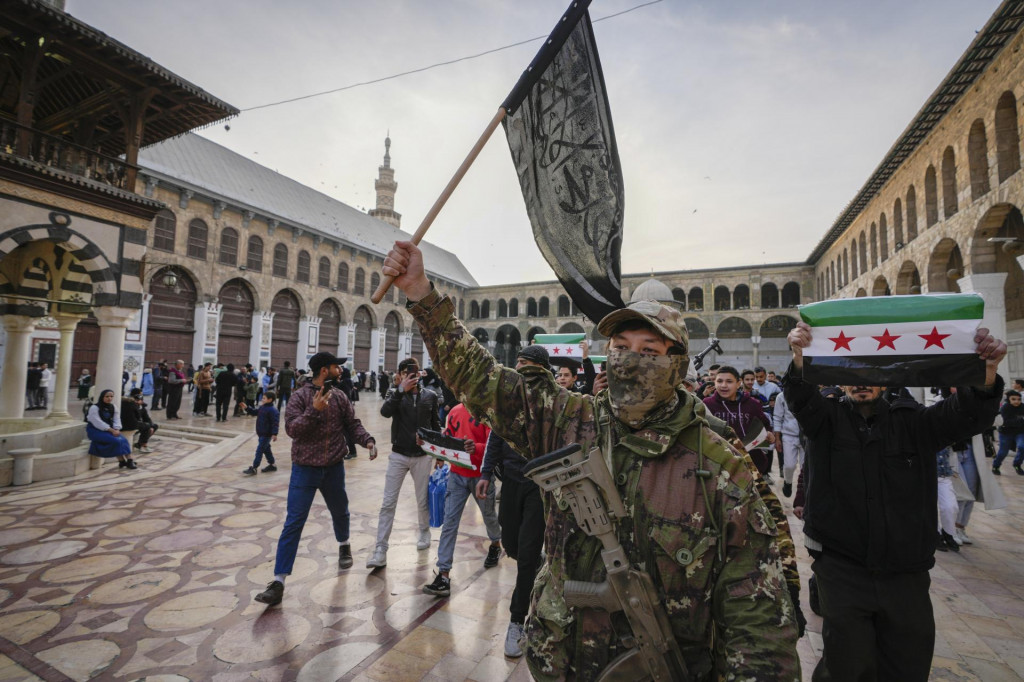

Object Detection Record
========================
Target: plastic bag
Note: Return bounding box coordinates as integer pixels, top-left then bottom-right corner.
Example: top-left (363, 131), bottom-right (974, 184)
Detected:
top-left (428, 463), bottom-right (450, 528)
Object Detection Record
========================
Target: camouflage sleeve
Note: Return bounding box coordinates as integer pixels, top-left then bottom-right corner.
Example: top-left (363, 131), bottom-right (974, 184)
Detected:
top-left (712, 468), bottom-right (801, 680)
top-left (407, 288), bottom-right (593, 458)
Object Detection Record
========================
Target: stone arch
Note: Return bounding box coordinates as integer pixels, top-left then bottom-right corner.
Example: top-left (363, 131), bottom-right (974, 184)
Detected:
top-left (526, 326), bottom-right (547, 343)
top-left (760, 315), bottom-right (798, 338)
top-left (870, 222), bottom-right (879, 268)
top-left (872, 275), bottom-right (891, 297)
top-left (855, 288), bottom-right (867, 298)
top-left (318, 298), bottom-right (343, 352)
top-left (538, 297), bottom-right (550, 317)
top-left (526, 297), bottom-right (538, 316)
top-left (893, 198), bottom-right (904, 248)
top-left (684, 317), bottom-right (709, 340)
top-left (969, 203), bottom-right (1022, 274)
top-left (0, 219), bottom-right (117, 310)
top-left (968, 118), bottom-right (991, 201)
top-left (733, 284), bottom-right (750, 309)
top-left (383, 310), bottom-right (402, 371)
top-left (894, 260), bottom-right (922, 295)
top-left (354, 267), bottom-right (365, 296)
top-left (495, 324), bottom-right (522, 367)
top-left (143, 261), bottom-right (206, 303)
top-left (273, 243), bottom-right (289, 277)
top-left (153, 208), bottom-right (176, 252)
top-left (498, 298), bottom-right (508, 318)
top-left (146, 266), bottom-right (197, 365)
top-left (942, 146), bottom-right (958, 218)
top-left (842, 249), bottom-right (849, 284)
top-left (270, 289), bottom-right (302, 368)
top-left (557, 295), bottom-right (572, 317)
top-left (469, 300), bottom-right (480, 319)
top-left (672, 287), bottom-right (687, 307)
top-left (906, 185), bottom-right (919, 240)
top-left (296, 250), bottom-right (311, 284)
top-left (370, 271), bottom-right (381, 294)
top-left (472, 328), bottom-right (489, 345)
top-left (218, 226), bottom-right (239, 266)
top-left (716, 317), bottom-right (752, 339)
top-left (858, 230), bottom-right (868, 270)
top-left (337, 262), bottom-right (349, 291)
top-left (761, 282), bottom-right (779, 309)
top-left (247, 235), bottom-right (264, 272)
top-left (509, 298), bottom-right (519, 317)
top-left (187, 218), bottom-right (208, 260)
top-left (713, 285), bottom-right (730, 311)
top-left (317, 256), bottom-right (331, 288)
top-left (925, 165), bottom-right (939, 227)
top-left (879, 213), bottom-right (889, 262)
top-left (352, 305), bottom-right (376, 371)
top-left (688, 287), bottom-right (703, 311)
top-left (995, 90), bottom-right (1021, 183)
top-left (927, 238), bottom-right (964, 293)
top-left (481, 300), bottom-right (491, 318)
top-left (558, 322), bottom-right (585, 334)
top-left (218, 278), bottom-right (256, 366)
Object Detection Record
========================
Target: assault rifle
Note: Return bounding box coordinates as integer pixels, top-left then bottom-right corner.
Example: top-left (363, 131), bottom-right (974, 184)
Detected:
top-left (691, 337), bottom-right (723, 371)
top-left (523, 443), bottom-right (689, 682)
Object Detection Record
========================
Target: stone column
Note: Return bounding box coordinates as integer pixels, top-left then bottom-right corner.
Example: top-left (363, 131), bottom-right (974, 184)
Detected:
top-left (194, 301), bottom-right (221, 366)
top-left (371, 327), bottom-right (384, 371)
top-left (0, 316), bottom-right (36, 419)
top-left (298, 316), bottom-right (320, 369)
top-left (49, 314), bottom-right (82, 419)
top-left (958, 273), bottom-right (1008, 378)
top-left (251, 312), bottom-right (271, 369)
top-left (751, 335), bottom-right (761, 368)
top-left (93, 307), bottom-right (137, 418)
top-left (399, 331), bottom-right (412, 361)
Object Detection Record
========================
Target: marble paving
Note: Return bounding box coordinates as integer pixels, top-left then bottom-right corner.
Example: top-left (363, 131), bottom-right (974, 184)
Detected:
top-left (0, 390), bottom-right (1022, 681)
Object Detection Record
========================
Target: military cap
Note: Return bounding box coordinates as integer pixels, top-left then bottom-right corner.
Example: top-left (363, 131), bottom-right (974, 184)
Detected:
top-left (597, 300), bottom-right (689, 352)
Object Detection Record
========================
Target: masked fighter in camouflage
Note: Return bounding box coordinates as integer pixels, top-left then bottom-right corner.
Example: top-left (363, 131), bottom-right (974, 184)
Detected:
top-left (383, 241), bottom-right (800, 681)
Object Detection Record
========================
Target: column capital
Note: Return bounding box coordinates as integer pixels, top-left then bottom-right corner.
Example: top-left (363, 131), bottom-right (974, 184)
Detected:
top-left (51, 313), bottom-right (85, 332)
top-left (3, 315), bottom-right (36, 333)
top-left (93, 306), bottom-right (138, 327)
top-left (959, 272), bottom-right (1009, 294)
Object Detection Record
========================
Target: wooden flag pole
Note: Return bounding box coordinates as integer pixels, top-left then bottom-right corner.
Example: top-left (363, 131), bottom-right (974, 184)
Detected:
top-left (371, 107), bottom-right (508, 304)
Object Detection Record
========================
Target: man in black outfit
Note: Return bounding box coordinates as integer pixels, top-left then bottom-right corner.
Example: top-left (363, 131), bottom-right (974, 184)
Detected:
top-left (785, 321), bottom-right (1006, 682)
top-left (122, 388), bottom-right (159, 453)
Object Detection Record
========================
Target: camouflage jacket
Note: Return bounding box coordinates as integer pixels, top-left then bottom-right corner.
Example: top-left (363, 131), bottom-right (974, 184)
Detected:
top-left (409, 290), bottom-right (800, 681)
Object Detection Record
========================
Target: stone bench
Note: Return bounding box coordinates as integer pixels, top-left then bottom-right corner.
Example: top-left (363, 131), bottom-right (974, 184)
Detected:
top-left (9, 448), bottom-right (41, 486)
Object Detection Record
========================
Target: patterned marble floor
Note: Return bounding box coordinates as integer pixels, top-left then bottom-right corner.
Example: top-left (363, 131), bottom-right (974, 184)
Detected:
top-left (0, 390), bottom-right (1022, 681)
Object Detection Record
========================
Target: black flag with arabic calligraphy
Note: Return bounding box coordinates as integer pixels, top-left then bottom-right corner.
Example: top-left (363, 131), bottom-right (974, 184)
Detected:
top-left (501, 0), bottom-right (625, 324)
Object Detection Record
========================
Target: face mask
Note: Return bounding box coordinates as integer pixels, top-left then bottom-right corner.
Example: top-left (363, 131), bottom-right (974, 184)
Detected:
top-left (606, 349), bottom-right (689, 428)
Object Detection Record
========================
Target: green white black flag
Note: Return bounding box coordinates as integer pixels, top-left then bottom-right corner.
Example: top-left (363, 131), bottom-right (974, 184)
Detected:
top-left (799, 294), bottom-right (985, 387)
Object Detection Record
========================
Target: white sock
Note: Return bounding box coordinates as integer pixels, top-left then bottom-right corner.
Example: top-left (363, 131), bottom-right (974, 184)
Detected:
top-left (274, 574), bottom-right (287, 585)
top-left (339, 541), bottom-right (349, 547)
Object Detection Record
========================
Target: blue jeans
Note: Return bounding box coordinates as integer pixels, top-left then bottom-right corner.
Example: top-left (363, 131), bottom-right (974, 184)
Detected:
top-left (993, 432), bottom-right (1024, 469)
top-left (252, 436), bottom-right (276, 469)
top-left (956, 446), bottom-right (978, 526)
top-left (273, 461), bottom-right (349, 575)
top-left (436, 473), bottom-right (500, 572)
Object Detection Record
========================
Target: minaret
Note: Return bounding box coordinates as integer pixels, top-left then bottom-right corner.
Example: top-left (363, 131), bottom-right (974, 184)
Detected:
top-left (368, 134), bottom-right (401, 228)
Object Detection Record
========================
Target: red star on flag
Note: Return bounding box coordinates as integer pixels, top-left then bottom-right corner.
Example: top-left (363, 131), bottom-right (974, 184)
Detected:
top-left (429, 445), bottom-right (436, 452)
top-left (552, 347), bottom-right (560, 354)
top-left (919, 326), bottom-right (951, 349)
top-left (828, 331), bottom-right (855, 351)
top-left (440, 449), bottom-right (447, 457)
top-left (872, 328), bottom-right (901, 350)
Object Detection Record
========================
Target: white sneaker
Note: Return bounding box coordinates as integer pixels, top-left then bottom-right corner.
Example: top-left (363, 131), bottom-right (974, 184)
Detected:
top-left (504, 621), bottom-right (525, 657)
top-left (956, 528), bottom-right (973, 545)
top-left (139, 446), bottom-right (152, 454)
top-left (416, 529), bottom-right (431, 551)
top-left (366, 547), bottom-right (387, 569)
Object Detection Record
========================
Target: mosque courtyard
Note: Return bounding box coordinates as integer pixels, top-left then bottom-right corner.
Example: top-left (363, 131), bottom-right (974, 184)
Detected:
top-left (0, 392), bottom-right (1023, 681)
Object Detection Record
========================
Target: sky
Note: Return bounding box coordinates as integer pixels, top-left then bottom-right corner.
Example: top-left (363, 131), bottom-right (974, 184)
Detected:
top-left (72, 0), bottom-right (1003, 286)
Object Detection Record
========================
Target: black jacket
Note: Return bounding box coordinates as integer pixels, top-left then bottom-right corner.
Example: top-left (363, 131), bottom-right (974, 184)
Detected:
top-left (480, 432), bottom-right (531, 483)
top-left (380, 384), bottom-right (439, 456)
top-left (785, 371), bottom-right (1002, 573)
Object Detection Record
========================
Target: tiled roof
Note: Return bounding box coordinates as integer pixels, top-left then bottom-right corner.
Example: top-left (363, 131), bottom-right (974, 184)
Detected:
top-left (137, 134), bottom-right (477, 288)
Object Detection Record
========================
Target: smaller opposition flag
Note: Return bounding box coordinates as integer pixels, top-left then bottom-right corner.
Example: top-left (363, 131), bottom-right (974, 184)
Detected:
top-left (417, 428), bottom-right (477, 472)
top-left (799, 294), bottom-right (985, 387)
top-left (533, 333), bottom-right (585, 359)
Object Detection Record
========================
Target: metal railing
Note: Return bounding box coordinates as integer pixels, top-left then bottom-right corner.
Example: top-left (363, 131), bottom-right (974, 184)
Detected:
top-left (0, 119), bottom-right (137, 191)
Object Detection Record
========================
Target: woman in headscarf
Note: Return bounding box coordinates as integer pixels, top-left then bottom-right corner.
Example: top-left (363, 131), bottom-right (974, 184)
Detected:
top-left (77, 369), bottom-right (92, 400)
top-left (85, 389), bottom-right (135, 469)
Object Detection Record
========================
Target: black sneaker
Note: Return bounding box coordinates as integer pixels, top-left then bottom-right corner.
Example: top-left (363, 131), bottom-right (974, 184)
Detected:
top-left (808, 575), bottom-right (821, 616)
top-left (992, 467), bottom-right (1002, 476)
top-left (484, 543), bottom-right (502, 569)
top-left (242, 466), bottom-right (257, 476)
top-left (255, 580), bottom-right (284, 605)
top-left (422, 573), bottom-right (451, 597)
top-left (1015, 465), bottom-right (1024, 476)
top-left (942, 531), bottom-right (961, 553)
top-left (119, 460), bottom-right (128, 469)
top-left (338, 544), bottom-right (353, 569)
top-left (261, 464), bottom-right (277, 473)
top-left (126, 459), bottom-right (138, 470)
top-left (782, 482), bottom-right (792, 498)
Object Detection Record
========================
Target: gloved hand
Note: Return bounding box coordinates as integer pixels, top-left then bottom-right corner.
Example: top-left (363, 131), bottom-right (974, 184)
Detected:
top-left (789, 583), bottom-right (807, 638)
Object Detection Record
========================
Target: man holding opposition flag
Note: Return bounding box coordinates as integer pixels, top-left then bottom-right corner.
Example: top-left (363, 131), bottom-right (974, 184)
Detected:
top-left (785, 297), bottom-right (1006, 682)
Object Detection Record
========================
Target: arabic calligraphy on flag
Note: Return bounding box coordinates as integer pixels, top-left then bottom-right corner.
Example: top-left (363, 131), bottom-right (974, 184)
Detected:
top-left (417, 428), bottom-right (477, 472)
top-left (799, 294), bottom-right (985, 387)
top-left (533, 333), bottom-right (585, 359)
